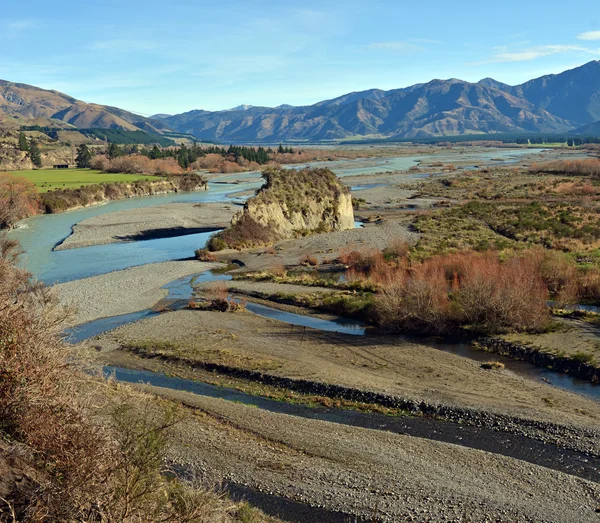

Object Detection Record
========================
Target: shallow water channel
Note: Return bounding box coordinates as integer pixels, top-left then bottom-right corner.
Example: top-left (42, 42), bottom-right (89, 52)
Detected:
top-left (10, 149), bottom-right (600, 402)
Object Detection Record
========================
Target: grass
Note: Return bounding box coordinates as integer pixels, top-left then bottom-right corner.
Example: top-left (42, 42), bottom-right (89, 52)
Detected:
top-left (3, 168), bottom-right (157, 192)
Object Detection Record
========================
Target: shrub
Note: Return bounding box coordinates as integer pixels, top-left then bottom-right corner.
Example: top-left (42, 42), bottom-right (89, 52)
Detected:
top-left (374, 251), bottom-right (549, 334)
top-left (0, 174), bottom-right (40, 228)
top-left (195, 248), bottom-right (217, 262)
top-left (0, 237), bottom-right (255, 521)
top-left (208, 215), bottom-right (273, 251)
top-left (481, 361), bottom-right (505, 370)
top-left (530, 159), bottom-right (600, 178)
top-left (301, 255), bottom-right (318, 266)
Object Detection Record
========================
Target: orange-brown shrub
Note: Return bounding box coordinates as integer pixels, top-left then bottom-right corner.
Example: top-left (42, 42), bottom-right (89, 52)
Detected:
top-left (374, 251), bottom-right (549, 334)
top-left (525, 247), bottom-right (579, 305)
top-left (530, 159), bottom-right (600, 178)
top-left (0, 174), bottom-right (40, 228)
top-left (301, 254), bottom-right (319, 266)
top-left (98, 155), bottom-right (183, 175)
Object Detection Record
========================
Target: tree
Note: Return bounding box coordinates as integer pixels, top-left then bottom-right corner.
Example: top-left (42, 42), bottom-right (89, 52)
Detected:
top-left (278, 143), bottom-right (285, 154)
top-left (18, 132), bottom-right (29, 152)
top-left (107, 142), bottom-right (123, 160)
top-left (178, 144), bottom-right (190, 169)
top-left (76, 144), bottom-right (92, 168)
top-left (149, 145), bottom-right (161, 160)
top-left (28, 139), bottom-right (42, 168)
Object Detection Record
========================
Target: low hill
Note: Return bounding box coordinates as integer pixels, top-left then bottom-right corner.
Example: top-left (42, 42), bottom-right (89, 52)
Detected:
top-left (0, 80), bottom-right (167, 133)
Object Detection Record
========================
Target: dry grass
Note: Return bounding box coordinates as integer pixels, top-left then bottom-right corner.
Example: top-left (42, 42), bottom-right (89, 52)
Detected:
top-left (0, 236), bottom-right (271, 522)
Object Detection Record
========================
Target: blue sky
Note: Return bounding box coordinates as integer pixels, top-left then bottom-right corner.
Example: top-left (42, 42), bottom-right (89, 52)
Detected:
top-left (2, 0), bottom-right (600, 115)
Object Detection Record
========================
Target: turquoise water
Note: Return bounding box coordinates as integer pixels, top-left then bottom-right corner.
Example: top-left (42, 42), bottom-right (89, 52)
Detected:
top-left (10, 148), bottom-right (546, 284)
top-left (9, 180), bottom-right (261, 283)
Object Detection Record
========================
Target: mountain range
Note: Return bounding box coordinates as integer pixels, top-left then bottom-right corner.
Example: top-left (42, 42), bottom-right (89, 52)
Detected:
top-left (2, 61), bottom-right (600, 143)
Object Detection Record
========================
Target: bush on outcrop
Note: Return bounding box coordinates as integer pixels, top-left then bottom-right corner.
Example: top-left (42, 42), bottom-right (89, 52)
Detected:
top-left (208, 167), bottom-right (353, 251)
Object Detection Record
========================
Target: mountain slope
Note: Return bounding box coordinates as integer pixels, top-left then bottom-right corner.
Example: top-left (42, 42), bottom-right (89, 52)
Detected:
top-left (160, 78), bottom-right (574, 142)
top-left (3, 60), bottom-right (600, 142)
top-left (0, 80), bottom-right (166, 132)
top-left (570, 120), bottom-right (600, 135)
top-left (490, 61), bottom-right (600, 125)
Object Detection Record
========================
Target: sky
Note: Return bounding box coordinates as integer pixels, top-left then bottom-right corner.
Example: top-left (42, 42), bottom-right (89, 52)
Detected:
top-left (1, 0), bottom-right (600, 116)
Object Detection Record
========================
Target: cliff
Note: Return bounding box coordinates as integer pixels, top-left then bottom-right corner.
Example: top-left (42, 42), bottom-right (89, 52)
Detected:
top-left (39, 174), bottom-right (207, 214)
top-left (209, 167), bottom-right (354, 250)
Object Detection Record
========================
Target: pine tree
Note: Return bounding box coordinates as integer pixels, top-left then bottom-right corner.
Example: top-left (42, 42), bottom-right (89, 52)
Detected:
top-left (278, 143), bottom-right (285, 154)
top-left (76, 144), bottom-right (92, 168)
top-left (107, 143), bottom-right (122, 160)
top-left (149, 145), bottom-right (161, 160)
top-left (18, 132), bottom-right (29, 152)
top-left (178, 144), bottom-right (190, 169)
top-left (28, 140), bottom-right (42, 168)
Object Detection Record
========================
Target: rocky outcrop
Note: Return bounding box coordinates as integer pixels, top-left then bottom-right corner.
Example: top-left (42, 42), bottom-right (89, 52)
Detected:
top-left (209, 167), bottom-right (354, 250)
top-left (235, 184), bottom-right (354, 238)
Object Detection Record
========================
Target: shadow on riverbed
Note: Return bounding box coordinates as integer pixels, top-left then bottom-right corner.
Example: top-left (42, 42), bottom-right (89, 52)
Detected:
top-left (115, 226), bottom-right (223, 242)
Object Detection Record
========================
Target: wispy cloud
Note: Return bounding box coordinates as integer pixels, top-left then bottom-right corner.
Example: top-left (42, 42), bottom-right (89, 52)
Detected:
top-left (409, 38), bottom-right (443, 45)
top-left (367, 41), bottom-right (423, 52)
top-left (578, 31), bottom-right (600, 41)
top-left (7, 20), bottom-right (38, 30)
top-left (0, 19), bottom-right (39, 39)
top-left (472, 44), bottom-right (598, 64)
top-left (89, 39), bottom-right (159, 51)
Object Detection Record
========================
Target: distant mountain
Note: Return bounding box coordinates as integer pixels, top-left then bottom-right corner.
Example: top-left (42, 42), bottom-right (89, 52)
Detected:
top-left (159, 77), bottom-right (575, 142)
top-left (227, 104), bottom-right (255, 112)
top-left (570, 120), bottom-right (600, 135)
top-left (0, 80), bottom-right (167, 134)
top-left (512, 61), bottom-right (600, 125)
top-left (3, 61), bottom-right (600, 142)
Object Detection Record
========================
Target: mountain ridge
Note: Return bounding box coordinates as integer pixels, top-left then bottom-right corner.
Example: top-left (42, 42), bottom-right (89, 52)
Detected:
top-left (2, 61), bottom-right (600, 142)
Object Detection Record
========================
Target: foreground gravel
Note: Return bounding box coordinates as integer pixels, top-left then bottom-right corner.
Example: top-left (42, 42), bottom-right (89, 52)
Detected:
top-left (139, 383), bottom-right (600, 522)
top-left (55, 260), bottom-right (217, 325)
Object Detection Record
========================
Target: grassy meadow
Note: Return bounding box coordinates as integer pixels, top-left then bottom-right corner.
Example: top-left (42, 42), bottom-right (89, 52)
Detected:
top-left (2, 168), bottom-right (157, 192)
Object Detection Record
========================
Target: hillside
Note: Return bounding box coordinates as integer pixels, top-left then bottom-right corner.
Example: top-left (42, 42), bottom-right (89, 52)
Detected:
top-left (2, 61), bottom-right (600, 142)
top-left (159, 61), bottom-right (600, 142)
top-left (0, 80), bottom-right (166, 133)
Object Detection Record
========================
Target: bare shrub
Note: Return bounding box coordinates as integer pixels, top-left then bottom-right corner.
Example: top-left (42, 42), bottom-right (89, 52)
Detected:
top-left (0, 174), bottom-right (40, 228)
top-left (0, 237), bottom-right (256, 521)
top-left (301, 255), bottom-right (318, 266)
top-left (526, 247), bottom-right (579, 306)
top-left (530, 159), bottom-right (600, 178)
top-left (374, 251), bottom-right (549, 334)
top-left (208, 214), bottom-right (273, 251)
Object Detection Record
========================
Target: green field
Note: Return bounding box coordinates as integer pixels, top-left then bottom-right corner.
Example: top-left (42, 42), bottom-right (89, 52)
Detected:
top-left (1, 168), bottom-right (157, 192)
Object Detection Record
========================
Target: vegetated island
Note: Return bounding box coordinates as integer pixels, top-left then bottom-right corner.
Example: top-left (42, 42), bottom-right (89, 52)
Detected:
top-left (206, 167), bottom-right (355, 251)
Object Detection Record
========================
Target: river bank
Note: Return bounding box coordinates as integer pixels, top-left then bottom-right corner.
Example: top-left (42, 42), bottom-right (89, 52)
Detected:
top-left (55, 260), bottom-right (218, 325)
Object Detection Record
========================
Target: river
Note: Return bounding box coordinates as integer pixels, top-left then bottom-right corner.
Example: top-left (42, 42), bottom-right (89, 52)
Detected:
top-left (11, 147), bottom-right (600, 402)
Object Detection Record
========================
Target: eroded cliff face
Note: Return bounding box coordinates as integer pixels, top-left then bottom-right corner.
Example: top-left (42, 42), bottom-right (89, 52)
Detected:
top-left (233, 185), bottom-right (354, 238)
top-left (210, 167), bottom-right (354, 250)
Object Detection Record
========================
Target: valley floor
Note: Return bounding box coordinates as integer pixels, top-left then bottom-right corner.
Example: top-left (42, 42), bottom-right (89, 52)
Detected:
top-left (48, 144), bottom-right (600, 521)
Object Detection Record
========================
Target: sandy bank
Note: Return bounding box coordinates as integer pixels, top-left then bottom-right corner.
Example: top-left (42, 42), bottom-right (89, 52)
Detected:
top-left (55, 260), bottom-right (218, 325)
top-left (55, 202), bottom-right (240, 251)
